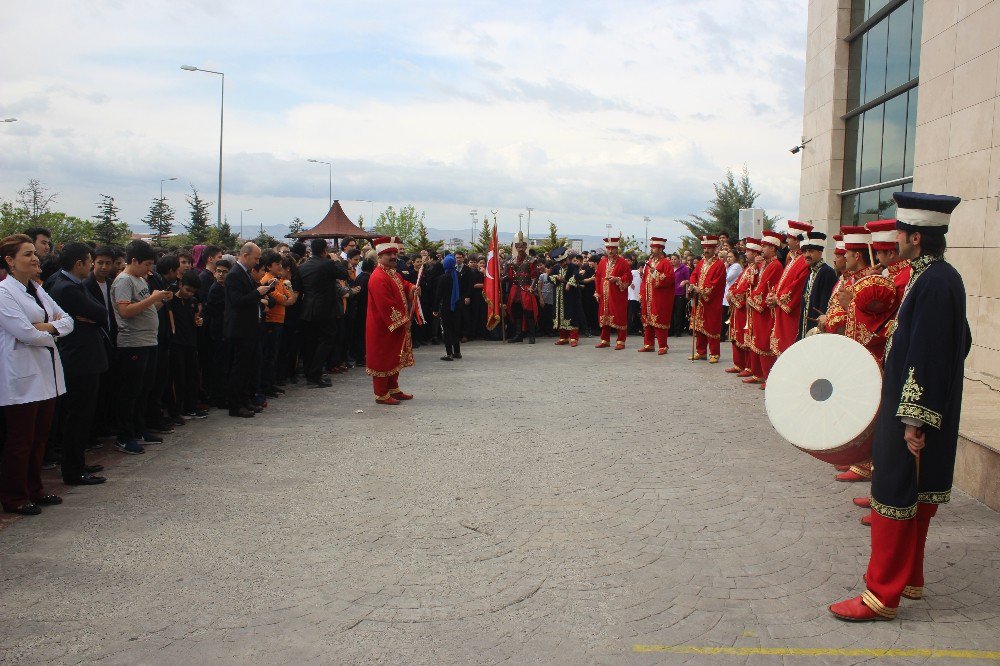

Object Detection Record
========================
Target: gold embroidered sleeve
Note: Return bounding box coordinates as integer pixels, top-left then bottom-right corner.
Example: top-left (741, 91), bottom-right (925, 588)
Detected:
top-left (896, 367), bottom-right (943, 429)
top-left (387, 305), bottom-right (408, 332)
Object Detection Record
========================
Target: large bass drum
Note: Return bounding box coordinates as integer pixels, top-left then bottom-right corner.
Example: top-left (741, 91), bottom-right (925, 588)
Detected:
top-left (764, 334), bottom-right (882, 466)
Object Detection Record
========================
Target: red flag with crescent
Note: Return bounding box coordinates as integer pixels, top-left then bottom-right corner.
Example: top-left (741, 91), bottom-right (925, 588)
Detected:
top-left (484, 224), bottom-right (502, 330)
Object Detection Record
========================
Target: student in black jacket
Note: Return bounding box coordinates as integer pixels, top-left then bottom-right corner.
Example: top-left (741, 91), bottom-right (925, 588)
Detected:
top-left (46, 243), bottom-right (109, 486)
top-left (204, 260), bottom-right (231, 409)
top-left (168, 271), bottom-right (206, 420)
top-left (84, 246), bottom-right (118, 440)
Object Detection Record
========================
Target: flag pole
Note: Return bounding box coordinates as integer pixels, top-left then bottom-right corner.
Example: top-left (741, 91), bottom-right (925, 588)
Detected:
top-left (499, 221), bottom-right (507, 343)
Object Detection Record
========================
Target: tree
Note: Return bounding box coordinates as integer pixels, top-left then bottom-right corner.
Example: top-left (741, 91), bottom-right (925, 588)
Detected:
top-left (142, 196), bottom-right (176, 245)
top-left (356, 214), bottom-right (365, 230)
top-left (619, 234), bottom-right (642, 256)
top-left (406, 220), bottom-right (444, 254)
top-left (16, 179), bottom-right (58, 224)
top-left (471, 217), bottom-right (493, 254)
top-left (676, 166), bottom-right (777, 248)
top-left (288, 216), bottom-right (305, 237)
top-left (253, 226), bottom-right (278, 249)
top-left (373, 204), bottom-right (423, 246)
top-left (184, 186), bottom-right (213, 243)
top-left (533, 221), bottom-right (569, 255)
top-left (92, 194), bottom-right (132, 246)
top-left (0, 202), bottom-right (93, 245)
top-left (208, 217), bottom-right (240, 250)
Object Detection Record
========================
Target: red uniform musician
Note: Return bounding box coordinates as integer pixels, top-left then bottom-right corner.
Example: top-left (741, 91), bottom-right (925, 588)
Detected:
top-left (769, 221), bottom-right (813, 356)
top-left (505, 232), bottom-right (541, 344)
top-left (366, 236), bottom-right (418, 405)
top-left (688, 235), bottom-right (726, 362)
top-left (725, 237), bottom-right (761, 375)
top-left (638, 236), bottom-right (675, 355)
top-left (744, 230), bottom-right (784, 387)
top-left (594, 236), bottom-right (632, 350)
top-left (821, 235), bottom-right (853, 335)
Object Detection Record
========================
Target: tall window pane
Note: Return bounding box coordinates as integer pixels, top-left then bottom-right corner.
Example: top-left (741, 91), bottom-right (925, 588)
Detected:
top-left (859, 189), bottom-right (881, 225)
top-left (848, 38), bottom-right (865, 110)
top-left (843, 116), bottom-right (862, 190)
top-left (860, 106), bottom-right (885, 187)
top-left (910, 0), bottom-right (923, 80)
top-left (867, 0), bottom-right (893, 20)
top-left (903, 88), bottom-right (918, 176)
top-left (885, 0), bottom-right (914, 91)
top-left (881, 93), bottom-right (908, 182)
top-left (864, 19), bottom-right (889, 102)
top-left (842, 194), bottom-right (860, 226)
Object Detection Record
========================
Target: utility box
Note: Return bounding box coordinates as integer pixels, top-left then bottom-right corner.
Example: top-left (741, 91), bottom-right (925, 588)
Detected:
top-left (739, 208), bottom-right (765, 240)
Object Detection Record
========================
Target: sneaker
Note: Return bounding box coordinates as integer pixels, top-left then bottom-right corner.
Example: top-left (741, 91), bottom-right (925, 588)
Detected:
top-left (116, 439), bottom-right (145, 455)
top-left (171, 416), bottom-right (187, 426)
top-left (140, 431), bottom-right (164, 444)
top-left (42, 460), bottom-right (59, 471)
top-left (182, 411), bottom-right (208, 420)
top-left (148, 423), bottom-right (175, 434)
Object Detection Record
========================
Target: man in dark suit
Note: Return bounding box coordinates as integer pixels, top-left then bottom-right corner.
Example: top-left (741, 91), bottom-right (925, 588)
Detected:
top-left (84, 246), bottom-right (118, 441)
top-left (454, 251), bottom-right (475, 341)
top-left (47, 243), bottom-right (109, 485)
top-left (298, 238), bottom-right (349, 388)
top-left (224, 242), bottom-right (271, 417)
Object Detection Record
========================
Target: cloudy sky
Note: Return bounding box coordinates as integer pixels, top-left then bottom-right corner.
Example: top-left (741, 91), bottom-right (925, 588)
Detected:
top-left (1, 0), bottom-right (807, 242)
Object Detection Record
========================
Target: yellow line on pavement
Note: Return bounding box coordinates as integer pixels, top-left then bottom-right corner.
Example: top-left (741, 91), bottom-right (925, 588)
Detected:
top-left (632, 645), bottom-right (1000, 659)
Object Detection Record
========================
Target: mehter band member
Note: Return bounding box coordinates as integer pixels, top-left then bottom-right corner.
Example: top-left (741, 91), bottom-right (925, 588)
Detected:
top-left (638, 236), bottom-right (674, 355)
top-left (594, 236), bottom-right (631, 350)
top-left (688, 235), bottom-right (726, 362)
top-left (366, 236), bottom-right (419, 405)
top-left (830, 191), bottom-right (971, 622)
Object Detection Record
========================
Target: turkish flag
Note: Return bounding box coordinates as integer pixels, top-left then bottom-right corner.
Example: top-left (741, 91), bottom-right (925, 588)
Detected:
top-left (484, 224), bottom-right (502, 330)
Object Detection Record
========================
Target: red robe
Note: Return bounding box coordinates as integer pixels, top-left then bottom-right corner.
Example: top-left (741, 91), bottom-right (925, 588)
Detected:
top-left (728, 262), bottom-right (757, 349)
top-left (846, 269), bottom-right (899, 365)
top-left (365, 265), bottom-right (415, 378)
top-left (640, 257), bottom-right (675, 329)
top-left (689, 256), bottom-right (726, 339)
top-left (747, 258), bottom-right (782, 357)
top-left (824, 270), bottom-right (860, 333)
top-left (595, 255), bottom-right (631, 330)
top-left (769, 253), bottom-right (810, 355)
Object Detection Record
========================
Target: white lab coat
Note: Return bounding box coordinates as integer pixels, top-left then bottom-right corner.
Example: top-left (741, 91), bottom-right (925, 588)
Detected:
top-left (0, 277), bottom-right (74, 406)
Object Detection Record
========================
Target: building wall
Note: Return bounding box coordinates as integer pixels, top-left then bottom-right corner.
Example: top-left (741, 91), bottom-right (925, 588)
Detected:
top-left (798, 0), bottom-right (853, 238)
top-left (911, 0), bottom-right (1000, 378)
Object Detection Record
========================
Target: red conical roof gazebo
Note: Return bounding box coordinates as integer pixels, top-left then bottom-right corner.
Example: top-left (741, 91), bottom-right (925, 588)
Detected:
top-left (289, 200), bottom-right (380, 240)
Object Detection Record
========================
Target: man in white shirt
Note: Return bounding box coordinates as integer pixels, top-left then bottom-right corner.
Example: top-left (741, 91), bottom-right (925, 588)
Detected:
top-left (627, 257), bottom-right (642, 335)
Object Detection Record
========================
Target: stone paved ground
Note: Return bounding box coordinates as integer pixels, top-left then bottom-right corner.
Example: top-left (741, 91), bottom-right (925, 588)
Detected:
top-left (1, 338), bottom-right (999, 665)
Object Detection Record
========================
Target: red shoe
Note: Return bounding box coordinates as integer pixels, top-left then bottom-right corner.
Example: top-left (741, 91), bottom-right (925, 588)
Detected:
top-left (393, 392), bottom-right (414, 401)
top-left (689, 353), bottom-right (706, 361)
top-left (853, 497), bottom-right (871, 508)
top-left (614, 341), bottom-right (626, 350)
top-left (657, 348), bottom-right (668, 355)
top-left (834, 465), bottom-right (850, 472)
top-left (759, 382), bottom-right (766, 390)
top-left (595, 340), bottom-right (610, 348)
top-left (737, 369), bottom-right (753, 377)
top-left (724, 366), bottom-right (741, 373)
top-left (569, 340), bottom-right (578, 347)
top-left (836, 470), bottom-right (870, 482)
top-left (741, 376), bottom-right (761, 384)
top-left (829, 595), bottom-right (894, 622)
top-left (554, 339), bottom-right (568, 346)
top-left (637, 345), bottom-right (653, 352)
top-left (860, 513), bottom-right (872, 526)
top-left (375, 396), bottom-right (401, 405)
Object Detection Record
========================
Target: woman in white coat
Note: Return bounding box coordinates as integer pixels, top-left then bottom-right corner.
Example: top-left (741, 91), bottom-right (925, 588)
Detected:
top-left (0, 234), bottom-right (74, 515)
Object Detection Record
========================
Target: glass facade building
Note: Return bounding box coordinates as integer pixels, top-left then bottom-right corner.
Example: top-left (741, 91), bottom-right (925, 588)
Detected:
top-left (840, 0), bottom-right (923, 225)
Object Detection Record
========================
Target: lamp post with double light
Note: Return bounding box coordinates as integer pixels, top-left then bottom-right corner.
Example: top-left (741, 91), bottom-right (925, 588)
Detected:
top-left (240, 208), bottom-right (253, 242)
top-left (307, 159), bottom-right (333, 209)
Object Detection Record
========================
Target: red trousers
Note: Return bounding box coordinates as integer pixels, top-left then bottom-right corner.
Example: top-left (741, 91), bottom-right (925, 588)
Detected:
top-left (759, 353), bottom-right (776, 380)
top-left (695, 332), bottom-right (720, 356)
top-left (0, 399), bottom-right (56, 510)
top-left (732, 343), bottom-right (745, 369)
top-left (372, 373), bottom-right (400, 399)
top-left (748, 350), bottom-right (762, 379)
top-left (601, 326), bottom-right (627, 343)
top-left (864, 503), bottom-right (938, 616)
top-left (643, 326), bottom-right (667, 350)
top-left (558, 330), bottom-right (580, 341)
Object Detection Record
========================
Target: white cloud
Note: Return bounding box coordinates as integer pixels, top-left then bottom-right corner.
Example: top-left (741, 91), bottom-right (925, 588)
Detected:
top-left (0, 0), bottom-right (807, 242)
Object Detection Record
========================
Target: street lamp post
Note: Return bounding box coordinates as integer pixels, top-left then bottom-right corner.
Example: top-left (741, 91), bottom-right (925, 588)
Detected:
top-left (307, 159), bottom-right (333, 209)
top-left (518, 213), bottom-right (524, 233)
top-left (526, 207), bottom-right (533, 241)
top-left (643, 216), bottom-right (651, 252)
top-left (470, 209), bottom-right (478, 244)
top-left (1, 118), bottom-right (16, 123)
top-left (160, 176), bottom-right (178, 201)
top-left (240, 208), bottom-right (253, 241)
top-left (181, 65), bottom-right (224, 227)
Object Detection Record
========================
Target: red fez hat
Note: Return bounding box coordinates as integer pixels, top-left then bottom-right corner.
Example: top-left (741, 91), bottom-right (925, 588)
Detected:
top-left (374, 236), bottom-right (399, 255)
top-left (866, 219), bottom-right (898, 251)
top-left (785, 220), bottom-right (813, 237)
top-left (761, 230), bottom-right (783, 247)
top-left (833, 234), bottom-right (846, 256)
top-left (840, 226), bottom-right (871, 251)
top-left (700, 235), bottom-right (719, 246)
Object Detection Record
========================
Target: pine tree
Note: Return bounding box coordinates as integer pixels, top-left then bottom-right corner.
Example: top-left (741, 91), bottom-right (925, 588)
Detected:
top-left (208, 217), bottom-right (240, 250)
top-left (289, 216), bottom-right (305, 236)
top-left (356, 214), bottom-right (365, 230)
top-left (92, 194), bottom-right (132, 246)
top-left (254, 226), bottom-right (278, 249)
top-left (533, 221), bottom-right (569, 254)
top-left (406, 220), bottom-right (444, 254)
top-left (677, 166), bottom-right (777, 247)
top-left (184, 186), bottom-right (213, 243)
top-left (471, 217), bottom-right (492, 254)
top-left (142, 196), bottom-right (176, 245)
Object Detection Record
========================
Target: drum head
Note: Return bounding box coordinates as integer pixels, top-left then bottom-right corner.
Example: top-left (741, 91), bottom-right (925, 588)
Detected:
top-left (765, 335), bottom-right (882, 451)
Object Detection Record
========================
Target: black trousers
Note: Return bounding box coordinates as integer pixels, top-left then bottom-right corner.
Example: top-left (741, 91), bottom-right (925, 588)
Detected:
top-left (277, 316), bottom-right (301, 382)
top-left (227, 333), bottom-right (259, 410)
top-left (440, 308), bottom-right (461, 356)
top-left (60, 372), bottom-right (100, 481)
top-left (261, 322), bottom-right (282, 392)
top-left (210, 339), bottom-right (231, 406)
top-left (301, 318), bottom-right (336, 382)
top-left (670, 297), bottom-right (687, 335)
top-left (115, 346), bottom-right (157, 440)
top-left (145, 343), bottom-right (171, 429)
top-left (169, 345), bottom-right (200, 416)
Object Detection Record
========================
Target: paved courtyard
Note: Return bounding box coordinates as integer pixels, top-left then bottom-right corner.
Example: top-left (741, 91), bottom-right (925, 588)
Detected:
top-left (1, 339), bottom-right (999, 665)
